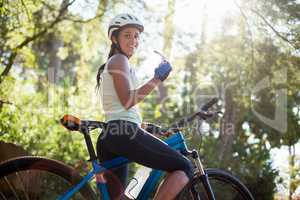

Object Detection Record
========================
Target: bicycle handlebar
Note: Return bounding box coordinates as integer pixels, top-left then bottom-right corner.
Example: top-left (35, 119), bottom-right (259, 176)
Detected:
top-left (201, 97), bottom-right (218, 111)
top-left (159, 98), bottom-right (220, 136)
top-left (60, 98), bottom-right (220, 136)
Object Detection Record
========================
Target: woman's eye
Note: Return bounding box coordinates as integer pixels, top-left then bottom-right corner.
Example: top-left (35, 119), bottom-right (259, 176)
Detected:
top-left (123, 33), bottom-right (139, 40)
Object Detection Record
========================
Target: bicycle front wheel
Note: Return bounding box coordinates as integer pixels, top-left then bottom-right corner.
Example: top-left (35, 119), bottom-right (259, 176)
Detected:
top-left (176, 168), bottom-right (254, 200)
top-left (0, 156), bottom-right (96, 200)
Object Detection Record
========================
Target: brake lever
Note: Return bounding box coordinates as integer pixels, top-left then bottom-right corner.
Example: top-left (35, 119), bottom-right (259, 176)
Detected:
top-left (197, 110), bottom-right (223, 121)
top-left (217, 110), bottom-right (223, 115)
top-left (154, 50), bottom-right (167, 61)
top-left (160, 110), bottom-right (223, 136)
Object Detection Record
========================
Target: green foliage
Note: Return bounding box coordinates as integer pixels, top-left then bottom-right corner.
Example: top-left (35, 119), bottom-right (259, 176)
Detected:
top-left (1, 79), bottom-right (88, 165)
top-left (0, 0), bottom-right (299, 198)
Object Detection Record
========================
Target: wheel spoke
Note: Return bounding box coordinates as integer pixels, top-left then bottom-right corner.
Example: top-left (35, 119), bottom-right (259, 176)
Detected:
top-left (0, 156), bottom-right (96, 200)
top-left (190, 186), bottom-right (200, 200)
top-left (0, 191), bottom-right (8, 200)
top-left (176, 169), bottom-right (254, 200)
top-left (15, 172), bottom-right (30, 200)
top-left (4, 176), bottom-right (21, 200)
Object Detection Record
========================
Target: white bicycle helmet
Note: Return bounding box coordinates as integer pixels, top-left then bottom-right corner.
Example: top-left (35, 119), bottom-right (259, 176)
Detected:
top-left (108, 13), bottom-right (144, 40)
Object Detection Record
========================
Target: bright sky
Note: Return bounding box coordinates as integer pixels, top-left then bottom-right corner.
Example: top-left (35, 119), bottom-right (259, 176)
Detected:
top-left (137, 0), bottom-right (238, 78)
top-left (69, 0), bottom-right (299, 196)
top-left (69, 0), bottom-right (239, 76)
top-left (174, 0), bottom-right (237, 37)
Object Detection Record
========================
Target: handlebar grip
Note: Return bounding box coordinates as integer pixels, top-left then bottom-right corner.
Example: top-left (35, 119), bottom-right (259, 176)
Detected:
top-left (60, 115), bottom-right (81, 131)
top-left (201, 98), bottom-right (218, 111)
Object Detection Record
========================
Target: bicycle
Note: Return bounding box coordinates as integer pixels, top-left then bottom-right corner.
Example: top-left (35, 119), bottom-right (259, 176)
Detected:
top-left (0, 98), bottom-right (255, 200)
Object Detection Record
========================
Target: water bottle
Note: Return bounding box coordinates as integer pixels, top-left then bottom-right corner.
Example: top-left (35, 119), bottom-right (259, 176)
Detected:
top-left (125, 165), bottom-right (152, 199)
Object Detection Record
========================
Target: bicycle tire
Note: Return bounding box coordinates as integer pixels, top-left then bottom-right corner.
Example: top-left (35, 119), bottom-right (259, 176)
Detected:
top-left (176, 168), bottom-right (254, 200)
top-left (0, 156), bottom-right (96, 200)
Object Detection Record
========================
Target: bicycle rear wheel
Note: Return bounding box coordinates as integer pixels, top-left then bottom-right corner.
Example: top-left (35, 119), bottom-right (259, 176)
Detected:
top-left (176, 168), bottom-right (254, 200)
top-left (0, 156), bottom-right (96, 200)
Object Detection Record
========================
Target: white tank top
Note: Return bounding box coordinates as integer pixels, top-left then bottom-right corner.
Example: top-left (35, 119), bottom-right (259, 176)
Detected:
top-left (100, 57), bottom-right (142, 125)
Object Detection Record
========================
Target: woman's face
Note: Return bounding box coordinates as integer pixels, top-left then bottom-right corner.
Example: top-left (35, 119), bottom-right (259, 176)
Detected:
top-left (113, 26), bottom-right (140, 58)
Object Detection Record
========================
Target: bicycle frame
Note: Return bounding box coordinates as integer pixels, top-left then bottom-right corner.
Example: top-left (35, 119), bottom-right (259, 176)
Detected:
top-left (58, 131), bottom-right (193, 200)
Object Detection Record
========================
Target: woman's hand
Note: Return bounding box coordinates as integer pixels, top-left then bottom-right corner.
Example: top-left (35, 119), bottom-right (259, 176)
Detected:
top-left (107, 54), bottom-right (155, 109)
top-left (154, 61), bottom-right (172, 81)
top-left (108, 54), bottom-right (170, 110)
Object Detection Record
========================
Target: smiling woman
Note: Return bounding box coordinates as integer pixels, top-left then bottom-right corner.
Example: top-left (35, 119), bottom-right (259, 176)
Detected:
top-left (111, 27), bottom-right (141, 58)
top-left (93, 13), bottom-right (196, 200)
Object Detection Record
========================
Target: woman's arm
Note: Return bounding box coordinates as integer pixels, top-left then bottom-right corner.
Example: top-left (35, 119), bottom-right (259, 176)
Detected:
top-left (108, 54), bottom-right (161, 110)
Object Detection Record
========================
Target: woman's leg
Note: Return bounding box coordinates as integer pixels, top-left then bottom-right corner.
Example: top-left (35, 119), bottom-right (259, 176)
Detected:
top-left (101, 121), bottom-right (194, 199)
top-left (97, 133), bottom-right (129, 200)
top-left (153, 170), bottom-right (189, 200)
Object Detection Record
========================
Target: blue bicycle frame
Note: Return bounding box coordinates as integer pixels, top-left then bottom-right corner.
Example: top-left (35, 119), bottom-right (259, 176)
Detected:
top-left (58, 131), bottom-right (189, 200)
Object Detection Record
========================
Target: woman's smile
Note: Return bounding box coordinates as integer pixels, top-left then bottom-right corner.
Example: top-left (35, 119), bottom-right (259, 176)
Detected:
top-left (115, 26), bottom-right (140, 57)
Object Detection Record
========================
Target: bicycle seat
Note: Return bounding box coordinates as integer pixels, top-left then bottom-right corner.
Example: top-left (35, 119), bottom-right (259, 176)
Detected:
top-left (60, 115), bottom-right (107, 132)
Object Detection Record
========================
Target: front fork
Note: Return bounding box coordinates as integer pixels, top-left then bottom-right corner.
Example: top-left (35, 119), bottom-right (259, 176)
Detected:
top-left (189, 150), bottom-right (216, 200)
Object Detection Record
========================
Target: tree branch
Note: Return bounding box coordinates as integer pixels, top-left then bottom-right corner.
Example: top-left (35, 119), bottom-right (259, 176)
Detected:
top-left (0, 100), bottom-right (13, 105)
top-left (0, 0), bottom-right (76, 84)
top-left (0, 99), bottom-right (22, 111)
top-left (250, 8), bottom-right (297, 49)
top-left (0, 51), bottom-right (17, 82)
top-left (20, 0), bottom-right (31, 21)
top-left (63, 9), bottom-right (106, 23)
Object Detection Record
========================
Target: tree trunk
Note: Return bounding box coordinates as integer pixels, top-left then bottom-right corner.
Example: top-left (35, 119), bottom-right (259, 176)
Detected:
top-left (157, 0), bottom-right (175, 105)
top-left (288, 144), bottom-right (296, 200)
top-left (47, 0), bottom-right (71, 84)
top-left (47, 32), bottom-right (63, 84)
top-left (217, 88), bottom-right (236, 164)
top-left (72, 0), bottom-right (108, 91)
top-left (192, 3), bottom-right (207, 104)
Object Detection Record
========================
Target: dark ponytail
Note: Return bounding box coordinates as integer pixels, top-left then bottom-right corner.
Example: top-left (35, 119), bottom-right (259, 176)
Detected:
top-left (96, 30), bottom-right (127, 92)
top-left (95, 43), bottom-right (119, 92)
top-left (95, 63), bottom-right (105, 92)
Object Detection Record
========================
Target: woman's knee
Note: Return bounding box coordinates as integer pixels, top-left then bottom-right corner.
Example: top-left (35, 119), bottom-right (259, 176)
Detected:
top-left (181, 159), bottom-right (194, 181)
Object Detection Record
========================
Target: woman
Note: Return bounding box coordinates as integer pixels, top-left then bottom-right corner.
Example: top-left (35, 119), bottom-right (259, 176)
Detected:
top-left (96, 13), bottom-right (194, 200)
